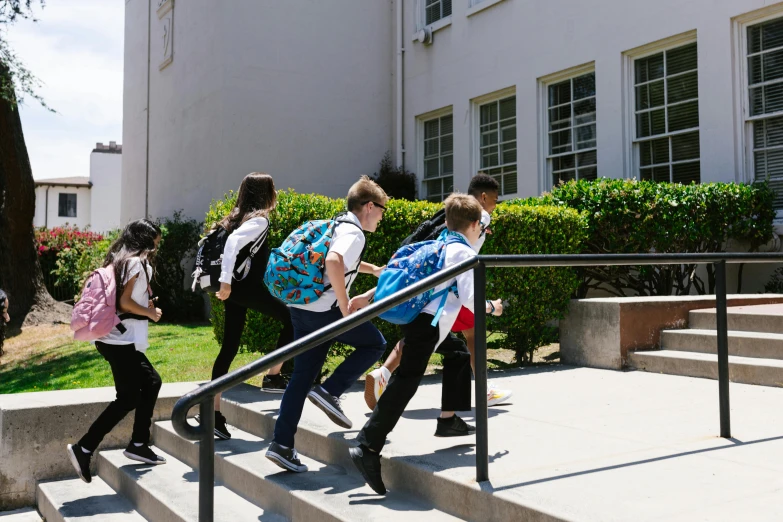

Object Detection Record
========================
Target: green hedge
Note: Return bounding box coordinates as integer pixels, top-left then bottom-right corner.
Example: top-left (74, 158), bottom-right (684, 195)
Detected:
top-left (528, 179), bottom-right (776, 297)
top-left (206, 190), bottom-right (587, 364)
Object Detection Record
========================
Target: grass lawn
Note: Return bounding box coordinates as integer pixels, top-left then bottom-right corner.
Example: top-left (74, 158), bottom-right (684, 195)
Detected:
top-left (0, 323), bottom-right (271, 394)
top-left (0, 324), bottom-right (551, 395)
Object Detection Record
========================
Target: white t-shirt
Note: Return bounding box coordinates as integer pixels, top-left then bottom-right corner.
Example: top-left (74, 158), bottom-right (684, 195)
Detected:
top-left (219, 217), bottom-right (269, 284)
top-left (422, 233), bottom-right (478, 348)
top-left (98, 257), bottom-right (153, 352)
top-left (291, 212), bottom-right (365, 312)
top-left (474, 209), bottom-right (492, 253)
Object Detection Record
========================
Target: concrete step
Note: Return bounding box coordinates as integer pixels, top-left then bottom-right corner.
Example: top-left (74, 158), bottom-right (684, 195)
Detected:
top-left (0, 508), bottom-right (42, 522)
top-left (96, 448), bottom-right (284, 522)
top-left (217, 384), bottom-right (555, 522)
top-left (154, 421), bottom-right (464, 522)
top-left (689, 304), bottom-right (783, 333)
top-left (37, 478), bottom-right (146, 522)
top-left (661, 329), bottom-right (783, 359)
top-left (627, 350), bottom-right (783, 387)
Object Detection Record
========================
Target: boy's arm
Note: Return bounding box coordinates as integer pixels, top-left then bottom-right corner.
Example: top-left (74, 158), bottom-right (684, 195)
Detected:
top-left (348, 287), bottom-right (376, 313)
top-left (325, 251), bottom-right (350, 317)
top-left (359, 261), bottom-right (384, 277)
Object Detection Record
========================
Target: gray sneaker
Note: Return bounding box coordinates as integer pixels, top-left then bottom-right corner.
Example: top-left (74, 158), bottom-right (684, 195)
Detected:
top-left (307, 385), bottom-right (352, 429)
top-left (265, 442), bottom-right (308, 473)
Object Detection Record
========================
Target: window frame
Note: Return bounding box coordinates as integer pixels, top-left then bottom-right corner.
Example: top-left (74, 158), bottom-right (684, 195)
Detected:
top-left (58, 193), bottom-right (77, 218)
top-left (418, 108), bottom-right (455, 202)
top-left (415, 0), bottom-right (453, 32)
top-left (538, 63), bottom-right (597, 190)
top-left (622, 30), bottom-right (699, 183)
top-left (733, 5), bottom-right (783, 219)
top-left (471, 86), bottom-right (518, 199)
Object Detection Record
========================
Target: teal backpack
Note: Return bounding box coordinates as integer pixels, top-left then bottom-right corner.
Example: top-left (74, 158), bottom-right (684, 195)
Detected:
top-left (264, 215), bottom-right (363, 305)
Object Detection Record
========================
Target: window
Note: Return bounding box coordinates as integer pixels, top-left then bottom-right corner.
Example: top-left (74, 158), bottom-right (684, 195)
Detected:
top-left (479, 95), bottom-right (517, 196)
top-left (58, 193), bottom-right (77, 218)
top-left (747, 17), bottom-right (783, 209)
top-left (422, 114), bottom-right (454, 202)
top-left (633, 42), bottom-right (700, 184)
top-left (547, 71), bottom-right (597, 186)
top-left (425, 0), bottom-right (452, 25)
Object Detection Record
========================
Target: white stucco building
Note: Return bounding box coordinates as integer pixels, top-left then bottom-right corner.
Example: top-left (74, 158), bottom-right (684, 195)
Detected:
top-left (121, 0), bottom-right (783, 220)
top-left (34, 142), bottom-right (123, 232)
top-left (122, 0), bottom-right (783, 289)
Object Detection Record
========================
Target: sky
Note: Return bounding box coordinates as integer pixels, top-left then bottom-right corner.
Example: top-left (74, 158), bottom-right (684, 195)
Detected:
top-left (4, 1), bottom-right (125, 180)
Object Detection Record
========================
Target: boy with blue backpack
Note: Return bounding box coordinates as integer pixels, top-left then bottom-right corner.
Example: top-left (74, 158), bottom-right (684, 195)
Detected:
top-left (264, 176), bottom-right (388, 472)
top-left (350, 194), bottom-right (504, 495)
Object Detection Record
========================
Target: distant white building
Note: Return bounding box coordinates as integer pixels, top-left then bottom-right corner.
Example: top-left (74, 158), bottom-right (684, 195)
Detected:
top-left (34, 142), bottom-right (123, 232)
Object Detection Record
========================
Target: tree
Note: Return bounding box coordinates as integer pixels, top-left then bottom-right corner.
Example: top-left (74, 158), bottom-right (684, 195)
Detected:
top-left (0, 0), bottom-right (69, 328)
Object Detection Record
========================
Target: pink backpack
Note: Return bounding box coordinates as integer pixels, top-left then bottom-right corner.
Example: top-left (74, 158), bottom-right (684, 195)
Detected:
top-left (71, 267), bottom-right (123, 341)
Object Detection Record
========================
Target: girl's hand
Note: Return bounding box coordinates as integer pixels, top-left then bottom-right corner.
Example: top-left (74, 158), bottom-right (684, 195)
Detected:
top-left (372, 265), bottom-right (385, 278)
top-left (491, 299), bottom-right (503, 316)
top-left (148, 307), bottom-right (163, 323)
top-left (2, 311), bottom-right (9, 324)
top-left (349, 294), bottom-right (371, 313)
top-left (216, 283), bottom-right (232, 301)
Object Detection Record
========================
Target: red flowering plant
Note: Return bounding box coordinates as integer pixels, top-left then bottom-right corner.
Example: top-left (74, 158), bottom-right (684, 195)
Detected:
top-left (35, 226), bottom-right (105, 300)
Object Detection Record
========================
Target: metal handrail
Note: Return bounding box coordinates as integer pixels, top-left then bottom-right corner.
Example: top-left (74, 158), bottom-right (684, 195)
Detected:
top-left (172, 252), bottom-right (783, 522)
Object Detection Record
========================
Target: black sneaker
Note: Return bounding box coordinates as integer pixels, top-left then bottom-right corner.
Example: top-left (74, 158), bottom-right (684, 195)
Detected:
top-left (349, 444), bottom-right (386, 495)
top-left (262, 373), bottom-right (288, 393)
top-left (434, 415), bottom-right (476, 437)
top-left (307, 385), bottom-right (352, 429)
top-left (66, 443), bottom-right (92, 483)
top-left (265, 441), bottom-right (308, 473)
top-left (123, 443), bottom-right (167, 465)
top-left (194, 412), bottom-right (232, 440)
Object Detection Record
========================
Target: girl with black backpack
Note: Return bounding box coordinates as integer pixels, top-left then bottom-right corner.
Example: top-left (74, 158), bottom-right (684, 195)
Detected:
top-left (206, 172), bottom-right (294, 440)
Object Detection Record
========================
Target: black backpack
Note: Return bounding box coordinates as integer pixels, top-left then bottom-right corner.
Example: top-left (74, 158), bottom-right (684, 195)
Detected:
top-left (401, 208), bottom-right (447, 246)
top-left (191, 225), bottom-right (268, 293)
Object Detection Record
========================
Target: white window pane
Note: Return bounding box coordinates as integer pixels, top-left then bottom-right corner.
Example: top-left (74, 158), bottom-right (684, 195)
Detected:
top-left (667, 71), bottom-right (698, 104)
top-left (640, 137), bottom-right (669, 167)
top-left (424, 119), bottom-right (440, 139)
top-left (637, 109), bottom-right (666, 137)
top-left (672, 161), bottom-right (700, 184)
top-left (552, 154), bottom-right (575, 172)
top-left (635, 53), bottom-right (664, 84)
top-left (442, 154), bottom-right (453, 174)
top-left (499, 96), bottom-right (516, 120)
top-left (425, 158), bottom-right (440, 179)
top-left (578, 165), bottom-right (598, 181)
top-left (574, 98), bottom-right (596, 125)
top-left (573, 73), bottom-right (596, 100)
top-left (577, 150), bottom-right (597, 167)
top-left (666, 43), bottom-right (697, 75)
top-left (550, 129), bottom-right (572, 154)
top-left (440, 134), bottom-right (453, 154)
top-left (549, 81), bottom-right (571, 107)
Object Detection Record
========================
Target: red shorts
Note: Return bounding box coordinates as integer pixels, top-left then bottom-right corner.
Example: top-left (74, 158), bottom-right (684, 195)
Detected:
top-left (451, 306), bottom-right (475, 332)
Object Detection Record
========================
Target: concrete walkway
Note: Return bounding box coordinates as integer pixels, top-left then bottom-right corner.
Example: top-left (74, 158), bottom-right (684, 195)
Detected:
top-left (299, 365), bottom-right (783, 521)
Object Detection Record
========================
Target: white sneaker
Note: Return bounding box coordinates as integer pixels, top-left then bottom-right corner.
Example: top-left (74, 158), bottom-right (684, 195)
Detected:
top-left (487, 382), bottom-right (513, 407)
top-left (364, 366), bottom-right (391, 410)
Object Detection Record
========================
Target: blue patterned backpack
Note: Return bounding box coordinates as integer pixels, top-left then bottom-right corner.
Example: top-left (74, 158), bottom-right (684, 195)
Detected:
top-left (376, 234), bottom-right (469, 326)
top-left (264, 215), bottom-right (362, 305)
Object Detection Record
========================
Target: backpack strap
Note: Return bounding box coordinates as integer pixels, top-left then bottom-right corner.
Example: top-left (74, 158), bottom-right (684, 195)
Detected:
top-left (322, 214), bottom-right (366, 295)
top-left (233, 225), bottom-right (269, 281)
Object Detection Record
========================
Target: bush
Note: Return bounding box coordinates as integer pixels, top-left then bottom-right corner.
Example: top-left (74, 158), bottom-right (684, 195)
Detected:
top-left (35, 226), bottom-right (106, 301)
top-left (540, 179), bottom-right (775, 297)
top-left (53, 231), bottom-right (118, 301)
top-left (371, 151), bottom-right (417, 201)
top-left (152, 211), bottom-right (205, 322)
top-left (206, 190), bottom-right (587, 364)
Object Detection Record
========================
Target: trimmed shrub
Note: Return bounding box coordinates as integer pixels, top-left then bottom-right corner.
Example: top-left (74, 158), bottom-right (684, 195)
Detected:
top-left (206, 190), bottom-right (587, 364)
top-left (538, 179), bottom-right (775, 297)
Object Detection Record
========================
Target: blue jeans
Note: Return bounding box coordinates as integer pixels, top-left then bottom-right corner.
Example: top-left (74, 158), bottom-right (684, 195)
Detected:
top-left (273, 306), bottom-right (387, 448)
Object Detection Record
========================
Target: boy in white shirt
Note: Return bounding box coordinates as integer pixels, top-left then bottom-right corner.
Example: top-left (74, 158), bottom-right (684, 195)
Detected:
top-left (266, 176), bottom-right (387, 473)
top-left (351, 194), bottom-right (503, 495)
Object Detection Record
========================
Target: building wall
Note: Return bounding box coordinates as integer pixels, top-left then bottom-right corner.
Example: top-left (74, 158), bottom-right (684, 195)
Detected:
top-left (33, 186), bottom-right (92, 229)
top-left (90, 152), bottom-right (123, 232)
top-left (121, 0), bottom-right (394, 223)
top-left (397, 0), bottom-right (781, 199)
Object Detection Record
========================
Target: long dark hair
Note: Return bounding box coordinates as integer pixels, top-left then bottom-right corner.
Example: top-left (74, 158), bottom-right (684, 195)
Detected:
top-left (218, 173), bottom-right (277, 233)
top-left (104, 219), bottom-right (162, 300)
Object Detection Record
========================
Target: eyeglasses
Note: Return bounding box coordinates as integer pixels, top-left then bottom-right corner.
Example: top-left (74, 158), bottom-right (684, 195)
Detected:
top-left (364, 201), bottom-right (387, 214)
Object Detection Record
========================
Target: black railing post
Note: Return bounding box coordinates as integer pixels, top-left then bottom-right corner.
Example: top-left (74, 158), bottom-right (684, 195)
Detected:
top-left (714, 260), bottom-right (731, 438)
top-left (199, 398), bottom-right (215, 522)
top-left (474, 261), bottom-right (489, 483)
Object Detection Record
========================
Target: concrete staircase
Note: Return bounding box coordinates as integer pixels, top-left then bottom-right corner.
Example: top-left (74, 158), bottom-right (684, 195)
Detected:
top-left (35, 387), bottom-right (472, 522)
top-left (628, 304), bottom-right (783, 387)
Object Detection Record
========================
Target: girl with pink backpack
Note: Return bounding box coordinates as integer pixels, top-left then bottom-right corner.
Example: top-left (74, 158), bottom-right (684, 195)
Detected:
top-left (67, 219), bottom-right (165, 484)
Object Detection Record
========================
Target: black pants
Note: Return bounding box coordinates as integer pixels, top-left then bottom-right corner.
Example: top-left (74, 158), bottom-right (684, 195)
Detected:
top-left (212, 283), bottom-right (294, 380)
top-left (357, 313), bottom-right (472, 453)
top-left (79, 342), bottom-right (162, 451)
